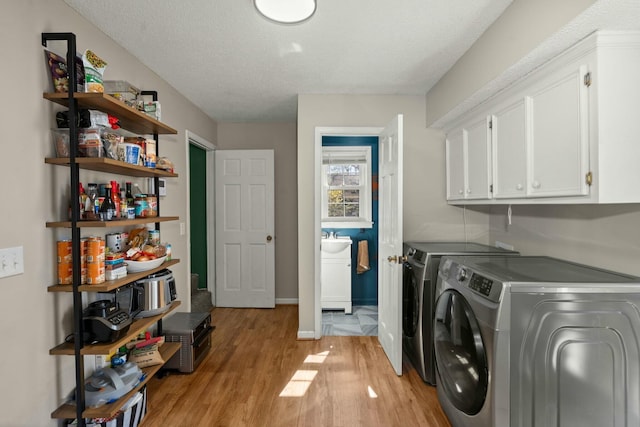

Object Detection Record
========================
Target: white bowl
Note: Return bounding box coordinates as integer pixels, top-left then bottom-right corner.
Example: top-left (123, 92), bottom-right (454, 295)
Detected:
top-left (126, 256), bottom-right (166, 273)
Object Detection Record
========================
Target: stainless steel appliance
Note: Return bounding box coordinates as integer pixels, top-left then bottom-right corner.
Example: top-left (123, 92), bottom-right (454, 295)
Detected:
top-left (134, 269), bottom-right (177, 318)
top-left (434, 255), bottom-right (640, 427)
top-left (162, 312), bottom-right (214, 373)
top-left (401, 242), bottom-right (518, 384)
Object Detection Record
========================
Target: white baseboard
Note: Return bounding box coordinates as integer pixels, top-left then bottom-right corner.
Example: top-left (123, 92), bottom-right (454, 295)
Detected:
top-left (276, 298), bottom-right (299, 305)
top-left (297, 330), bottom-right (316, 340)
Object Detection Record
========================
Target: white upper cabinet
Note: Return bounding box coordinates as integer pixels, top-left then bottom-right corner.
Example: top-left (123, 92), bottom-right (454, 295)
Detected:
top-left (527, 63), bottom-right (590, 198)
top-left (444, 31), bottom-right (640, 205)
top-left (465, 117), bottom-right (492, 200)
top-left (446, 116), bottom-right (492, 201)
top-left (492, 98), bottom-right (527, 199)
top-left (446, 130), bottom-right (465, 200)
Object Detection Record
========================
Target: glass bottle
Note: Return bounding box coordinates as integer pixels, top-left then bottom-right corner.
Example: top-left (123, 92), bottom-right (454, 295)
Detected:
top-left (125, 182), bottom-right (135, 208)
top-left (110, 181), bottom-right (121, 218)
top-left (78, 182), bottom-right (87, 219)
top-left (99, 184), bottom-right (116, 221)
top-left (86, 183), bottom-right (98, 220)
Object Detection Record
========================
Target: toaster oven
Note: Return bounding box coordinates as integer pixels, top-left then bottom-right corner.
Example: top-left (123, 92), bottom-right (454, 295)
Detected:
top-left (162, 312), bottom-right (214, 373)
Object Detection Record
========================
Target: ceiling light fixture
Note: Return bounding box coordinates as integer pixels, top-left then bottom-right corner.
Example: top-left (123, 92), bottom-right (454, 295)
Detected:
top-left (254, 0), bottom-right (317, 24)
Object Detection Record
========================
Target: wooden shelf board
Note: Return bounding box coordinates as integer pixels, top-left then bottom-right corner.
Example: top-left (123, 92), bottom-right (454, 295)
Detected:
top-left (45, 157), bottom-right (178, 178)
top-left (50, 342), bottom-right (181, 420)
top-left (43, 92), bottom-right (177, 135)
top-left (50, 301), bottom-right (181, 356)
top-left (46, 216), bottom-right (179, 228)
top-left (48, 259), bottom-right (180, 292)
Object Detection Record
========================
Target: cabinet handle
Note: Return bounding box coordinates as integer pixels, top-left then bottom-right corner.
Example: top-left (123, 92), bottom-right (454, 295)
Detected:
top-left (532, 181), bottom-right (541, 189)
top-left (266, 235), bottom-right (273, 242)
top-left (458, 189), bottom-right (464, 195)
top-left (516, 184), bottom-right (523, 191)
top-left (466, 189), bottom-right (472, 194)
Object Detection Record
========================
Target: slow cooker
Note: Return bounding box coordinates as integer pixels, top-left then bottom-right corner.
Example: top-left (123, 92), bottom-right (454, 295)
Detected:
top-left (133, 268), bottom-right (177, 318)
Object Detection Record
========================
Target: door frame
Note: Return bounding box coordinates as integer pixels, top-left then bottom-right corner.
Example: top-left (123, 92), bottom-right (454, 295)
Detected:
top-left (313, 126), bottom-right (383, 339)
top-left (186, 130), bottom-right (216, 306)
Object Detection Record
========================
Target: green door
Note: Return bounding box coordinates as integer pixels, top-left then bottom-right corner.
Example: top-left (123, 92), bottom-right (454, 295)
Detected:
top-left (189, 144), bottom-right (207, 289)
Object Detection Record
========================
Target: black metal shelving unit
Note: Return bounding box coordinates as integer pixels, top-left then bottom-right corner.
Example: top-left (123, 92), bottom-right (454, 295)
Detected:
top-left (42, 32), bottom-right (85, 426)
top-left (42, 32), bottom-right (180, 427)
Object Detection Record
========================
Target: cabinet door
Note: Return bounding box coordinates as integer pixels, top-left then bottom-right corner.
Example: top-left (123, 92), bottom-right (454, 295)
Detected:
top-left (492, 98), bottom-right (527, 199)
top-left (446, 129), bottom-right (465, 200)
top-left (464, 117), bottom-right (492, 200)
top-left (527, 64), bottom-right (590, 197)
top-left (321, 258), bottom-right (351, 302)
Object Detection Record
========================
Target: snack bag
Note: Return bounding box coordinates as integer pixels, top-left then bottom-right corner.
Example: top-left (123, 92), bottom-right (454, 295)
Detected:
top-left (82, 49), bottom-right (107, 93)
top-left (44, 50), bottom-right (85, 93)
top-left (45, 50), bottom-right (68, 93)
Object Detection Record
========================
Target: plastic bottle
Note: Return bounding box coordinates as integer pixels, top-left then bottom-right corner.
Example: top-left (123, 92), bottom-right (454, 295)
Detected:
top-left (99, 184), bottom-right (117, 220)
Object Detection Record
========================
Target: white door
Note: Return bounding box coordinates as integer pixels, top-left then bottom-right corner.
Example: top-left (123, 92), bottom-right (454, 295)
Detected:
top-left (378, 114), bottom-right (403, 375)
top-left (215, 150), bottom-right (275, 308)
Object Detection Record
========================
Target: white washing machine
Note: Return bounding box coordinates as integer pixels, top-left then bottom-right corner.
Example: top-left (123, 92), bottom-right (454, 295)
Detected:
top-left (434, 255), bottom-right (640, 427)
top-left (401, 242), bottom-right (518, 385)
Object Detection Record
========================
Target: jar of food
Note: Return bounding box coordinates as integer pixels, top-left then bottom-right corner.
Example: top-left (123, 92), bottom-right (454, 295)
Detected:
top-left (134, 194), bottom-right (149, 218)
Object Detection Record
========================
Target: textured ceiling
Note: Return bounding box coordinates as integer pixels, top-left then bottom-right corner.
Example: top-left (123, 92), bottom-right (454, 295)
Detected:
top-left (63, 0), bottom-right (513, 122)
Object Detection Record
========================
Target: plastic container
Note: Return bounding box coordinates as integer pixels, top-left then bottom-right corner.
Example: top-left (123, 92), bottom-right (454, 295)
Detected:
top-left (104, 80), bottom-right (141, 108)
top-left (51, 129), bottom-right (70, 157)
top-left (78, 127), bottom-right (104, 157)
top-left (118, 143), bottom-right (141, 165)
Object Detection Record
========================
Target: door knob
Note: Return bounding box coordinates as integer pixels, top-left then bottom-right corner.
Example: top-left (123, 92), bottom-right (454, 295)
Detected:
top-left (387, 255), bottom-right (407, 264)
top-left (266, 235), bottom-right (273, 242)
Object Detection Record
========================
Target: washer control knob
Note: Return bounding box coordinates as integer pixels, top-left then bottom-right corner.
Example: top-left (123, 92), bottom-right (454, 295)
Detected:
top-left (456, 267), bottom-right (468, 282)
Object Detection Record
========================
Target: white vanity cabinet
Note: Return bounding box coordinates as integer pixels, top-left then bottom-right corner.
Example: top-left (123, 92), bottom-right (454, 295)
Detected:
top-left (445, 31), bottom-right (640, 205)
top-left (321, 238), bottom-right (352, 314)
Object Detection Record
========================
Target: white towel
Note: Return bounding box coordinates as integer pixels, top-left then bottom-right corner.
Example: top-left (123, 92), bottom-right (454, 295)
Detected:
top-left (357, 240), bottom-right (370, 274)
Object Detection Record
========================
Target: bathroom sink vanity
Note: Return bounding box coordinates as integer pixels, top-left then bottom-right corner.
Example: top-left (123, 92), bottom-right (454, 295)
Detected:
top-left (321, 236), bottom-right (353, 314)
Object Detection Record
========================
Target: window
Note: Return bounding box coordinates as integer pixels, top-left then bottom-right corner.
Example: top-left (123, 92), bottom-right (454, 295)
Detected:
top-left (322, 146), bottom-right (372, 229)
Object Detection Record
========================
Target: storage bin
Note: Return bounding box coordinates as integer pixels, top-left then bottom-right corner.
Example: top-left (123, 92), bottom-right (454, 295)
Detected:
top-left (104, 80), bottom-right (141, 108)
top-left (83, 386), bottom-right (147, 427)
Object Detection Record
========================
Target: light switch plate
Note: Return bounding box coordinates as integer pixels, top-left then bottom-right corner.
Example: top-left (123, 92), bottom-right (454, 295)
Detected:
top-left (0, 246), bottom-right (24, 279)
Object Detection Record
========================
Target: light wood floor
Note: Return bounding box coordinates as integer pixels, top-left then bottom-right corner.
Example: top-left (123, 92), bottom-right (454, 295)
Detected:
top-left (143, 305), bottom-right (451, 427)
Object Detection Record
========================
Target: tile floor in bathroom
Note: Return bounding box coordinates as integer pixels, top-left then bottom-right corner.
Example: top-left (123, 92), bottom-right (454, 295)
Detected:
top-left (322, 305), bottom-right (378, 336)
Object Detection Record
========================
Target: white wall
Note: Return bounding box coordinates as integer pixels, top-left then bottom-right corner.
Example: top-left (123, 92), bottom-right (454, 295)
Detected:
top-left (296, 94), bottom-right (490, 335)
top-left (216, 122), bottom-right (299, 301)
top-left (1, 1), bottom-right (216, 425)
top-left (426, 0), bottom-right (596, 126)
